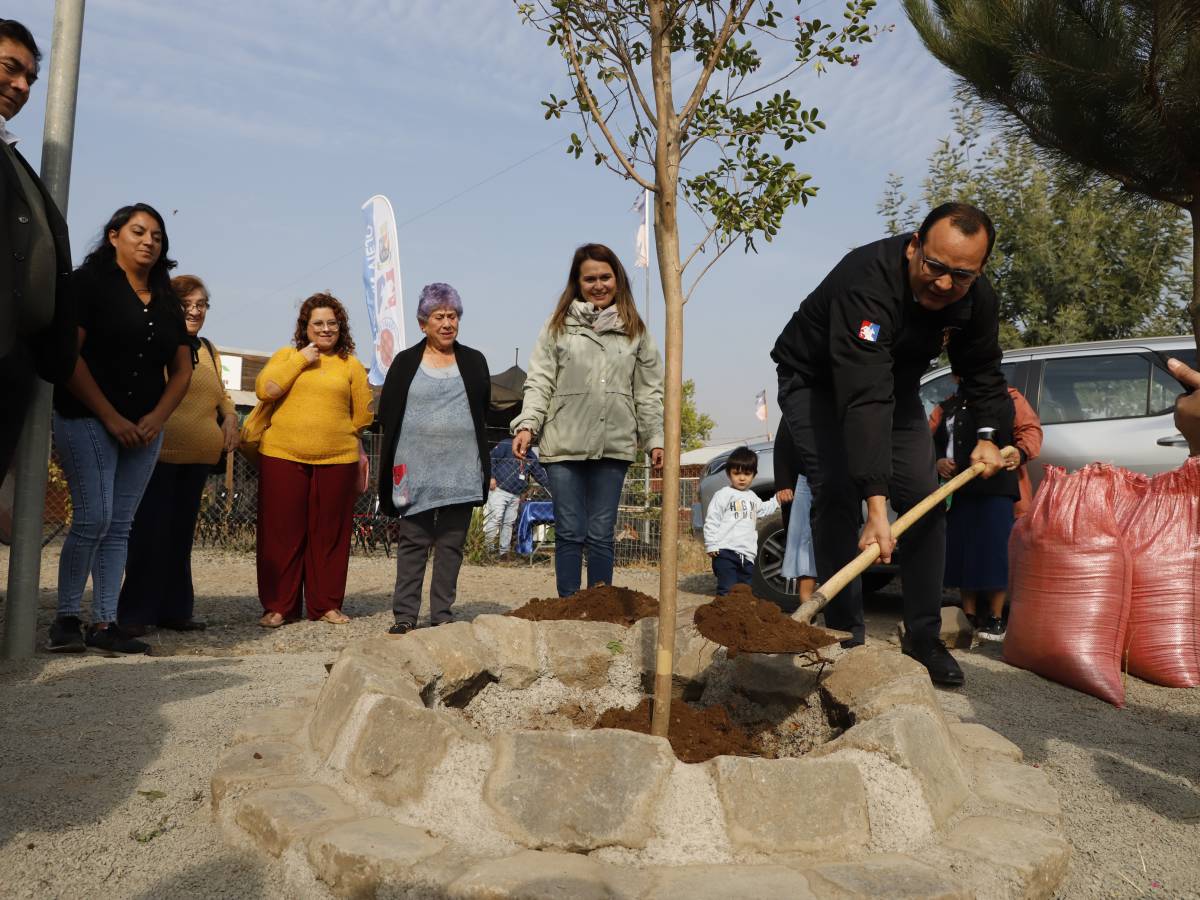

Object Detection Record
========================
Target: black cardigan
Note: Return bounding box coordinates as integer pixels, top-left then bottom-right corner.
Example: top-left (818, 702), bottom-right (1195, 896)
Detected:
top-left (376, 338), bottom-right (491, 517)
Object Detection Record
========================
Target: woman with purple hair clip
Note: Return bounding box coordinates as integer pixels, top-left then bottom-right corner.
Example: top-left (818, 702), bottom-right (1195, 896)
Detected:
top-left (376, 282), bottom-right (491, 634)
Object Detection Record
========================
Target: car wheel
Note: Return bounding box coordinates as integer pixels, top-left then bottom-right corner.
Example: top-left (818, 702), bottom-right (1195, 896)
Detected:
top-left (752, 514), bottom-right (800, 613)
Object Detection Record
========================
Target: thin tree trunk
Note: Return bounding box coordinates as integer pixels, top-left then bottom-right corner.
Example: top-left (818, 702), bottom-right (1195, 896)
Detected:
top-left (648, 0), bottom-right (683, 739)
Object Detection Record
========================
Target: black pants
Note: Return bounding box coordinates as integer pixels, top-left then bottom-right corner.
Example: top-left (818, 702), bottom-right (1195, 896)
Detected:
top-left (778, 378), bottom-right (944, 644)
top-left (711, 548), bottom-right (754, 595)
top-left (118, 462), bottom-right (211, 627)
top-left (391, 503), bottom-right (474, 626)
top-left (0, 349), bottom-right (36, 482)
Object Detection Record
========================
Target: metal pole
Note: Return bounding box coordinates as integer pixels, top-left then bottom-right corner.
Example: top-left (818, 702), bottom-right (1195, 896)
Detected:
top-left (2, 0), bottom-right (86, 660)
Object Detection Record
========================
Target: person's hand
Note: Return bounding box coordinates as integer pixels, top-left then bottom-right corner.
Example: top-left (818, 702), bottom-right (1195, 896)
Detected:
top-left (103, 414), bottom-right (143, 448)
top-left (512, 429), bottom-right (532, 459)
top-left (970, 439), bottom-right (1003, 478)
top-left (936, 457), bottom-right (958, 479)
top-left (708, 550), bottom-right (719, 558)
top-left (776, 488), bottom-right (795, 503)
top-left (1168, 357), bottom-right (1200, 456)
top-left (136, 411), bottom-right (167, 445)
top-left (221, 415), bottom-right (240, 452)
top-left (999, 445), bottom-right (1021, 471)
top-left (489, 478), bottom-right (498, 491)
top-left (858, 496), bottom-right (895, 564)
top-left (299, 342), bottom-right (320, 366)
top-left (650, 447), bottom-right (664, 468)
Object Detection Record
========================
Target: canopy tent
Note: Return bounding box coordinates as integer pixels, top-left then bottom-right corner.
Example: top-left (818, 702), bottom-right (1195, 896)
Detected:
top-left (487, 364), bottom-right (527, 443)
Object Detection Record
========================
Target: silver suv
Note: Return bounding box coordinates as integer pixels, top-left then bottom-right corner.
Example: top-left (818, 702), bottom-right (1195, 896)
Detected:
top-left (695, 335), bottom-right (1196, 607)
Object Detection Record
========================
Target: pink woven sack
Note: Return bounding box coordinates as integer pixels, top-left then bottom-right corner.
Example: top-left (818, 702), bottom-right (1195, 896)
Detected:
top-left (1120, 458), bottom-right (1200, 688)
top-left (1004, 465), bottom-right (1132, 706)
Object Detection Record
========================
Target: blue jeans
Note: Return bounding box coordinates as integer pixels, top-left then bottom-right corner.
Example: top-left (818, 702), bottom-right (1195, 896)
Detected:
top-left (544, 459), bottom-right (629, 598)
top-left (712, 548), bottom-right (754, 595)
top-left (54, 415), bottom-right (162, 623)
top-left (483, 487), bottom-right (521, 554)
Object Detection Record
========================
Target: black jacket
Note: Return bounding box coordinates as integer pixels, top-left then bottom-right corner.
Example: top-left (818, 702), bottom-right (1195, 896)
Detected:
top-left (771, 233), bottom-right (1006, 498)
top-left (376, 338), bottom-right (492, 517)
top-left (0, 143), bottom-right (76, 383)
top-left (932, 392), bottom-right (1018, 499)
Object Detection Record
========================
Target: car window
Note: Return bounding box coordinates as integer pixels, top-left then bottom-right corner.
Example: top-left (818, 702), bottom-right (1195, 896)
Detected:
top-left (1039, 354), bottom-right (1149, 425)
top-left (1150, 364), bottom-right (1184, 416)
top-left (919, 363), bottom-right (1017, 419)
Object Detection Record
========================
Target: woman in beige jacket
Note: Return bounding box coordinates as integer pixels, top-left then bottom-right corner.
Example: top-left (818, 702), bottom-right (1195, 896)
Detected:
top-left (513, 243), bottom-right (664, 597)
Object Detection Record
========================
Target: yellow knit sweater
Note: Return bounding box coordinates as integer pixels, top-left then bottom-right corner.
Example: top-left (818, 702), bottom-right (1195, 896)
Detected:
top-left (160, 341), bottom-right (236, 465)
top-left (256, 347), bottom-right (373, 465)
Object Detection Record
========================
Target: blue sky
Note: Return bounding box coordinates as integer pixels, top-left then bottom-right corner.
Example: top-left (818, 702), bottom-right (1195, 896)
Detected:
top-left (9, 0), bottom-right (960, 443)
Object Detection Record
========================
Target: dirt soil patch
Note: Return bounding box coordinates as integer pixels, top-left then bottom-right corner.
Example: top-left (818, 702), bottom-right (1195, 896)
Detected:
top-left (594, 697), bottom-right (760, 763)
top-left (509, 584), bottom-right (659, 626)
top-left (693, 586), bottom-right (842, 657)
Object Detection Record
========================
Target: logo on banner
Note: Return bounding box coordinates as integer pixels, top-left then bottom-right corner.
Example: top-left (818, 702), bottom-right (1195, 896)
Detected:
top-left (858, 320), bottom-right (881, 342)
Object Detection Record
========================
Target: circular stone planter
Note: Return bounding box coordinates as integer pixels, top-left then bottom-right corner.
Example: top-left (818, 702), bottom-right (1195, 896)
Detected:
top-left (211, 615), bottom-right (1069, 899)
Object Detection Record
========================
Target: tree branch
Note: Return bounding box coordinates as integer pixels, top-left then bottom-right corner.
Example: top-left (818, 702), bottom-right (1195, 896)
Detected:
top-left (678, 0), bottom-right (758, 130)
top-left (684, 237), bottom-right (737, 303)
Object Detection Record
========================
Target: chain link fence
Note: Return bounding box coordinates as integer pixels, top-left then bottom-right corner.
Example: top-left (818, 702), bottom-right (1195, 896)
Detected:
top-left (34, 432), bottom-right (703, 569)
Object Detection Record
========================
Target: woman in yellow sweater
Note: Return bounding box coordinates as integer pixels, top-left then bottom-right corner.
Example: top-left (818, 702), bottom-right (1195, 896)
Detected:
top-left (255, 292), bottom-right (373, 627)
top-left (119, 275), bottom-right (239, 634)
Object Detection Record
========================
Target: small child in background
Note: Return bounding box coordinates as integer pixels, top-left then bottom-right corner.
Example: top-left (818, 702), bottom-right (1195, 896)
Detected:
top-left (704, 446), bottom-right (779, 595)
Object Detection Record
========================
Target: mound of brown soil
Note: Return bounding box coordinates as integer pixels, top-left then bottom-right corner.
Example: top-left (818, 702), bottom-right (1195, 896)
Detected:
top-left (508, 584), bottom-right (658, 626)
top-left (693, 585), bottom-right (841, 657)
top-left (594, 697), bottom-right (760, 763)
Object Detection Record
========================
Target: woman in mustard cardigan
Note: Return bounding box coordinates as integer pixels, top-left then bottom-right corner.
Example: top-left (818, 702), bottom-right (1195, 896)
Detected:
top-left (255, 293), bottom-right (373, 627)
top-left (118, 274), bottom-right (239, 634)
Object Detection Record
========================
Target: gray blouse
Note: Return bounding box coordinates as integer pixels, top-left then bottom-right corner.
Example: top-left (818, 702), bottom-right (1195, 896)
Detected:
top-left (392, 362), bottom-right (483, 516)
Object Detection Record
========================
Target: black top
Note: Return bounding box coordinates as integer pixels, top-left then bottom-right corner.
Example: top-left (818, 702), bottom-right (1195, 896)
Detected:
top-left (933, 391), bottom-right (1018, 499)
top-left (53, 265), bottom-right (191, 421)
top-left (771, 233), bottom-right (1007, 498)
top-left (376, 337), bottom-right (492, 517)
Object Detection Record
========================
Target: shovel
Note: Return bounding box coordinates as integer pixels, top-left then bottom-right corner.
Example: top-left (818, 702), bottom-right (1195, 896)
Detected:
top-left (791, 460), bottom-right (989, 626)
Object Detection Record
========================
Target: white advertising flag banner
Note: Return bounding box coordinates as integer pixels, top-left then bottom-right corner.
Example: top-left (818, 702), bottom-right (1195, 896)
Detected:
top-left (634, 189), bottom-right (650, 268)
top-left (361, 195), bottom-right (405, 385)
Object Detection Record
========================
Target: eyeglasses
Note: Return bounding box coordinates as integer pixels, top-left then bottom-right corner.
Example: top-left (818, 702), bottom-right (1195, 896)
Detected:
top-left (309, 320), bottom-right (340, 330)
top-left (917, 242), bottom-right (980, 288)
top-left (183, 302), bottom-right (209, 312)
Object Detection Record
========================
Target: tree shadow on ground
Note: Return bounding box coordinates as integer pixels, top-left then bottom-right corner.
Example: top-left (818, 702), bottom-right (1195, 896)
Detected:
top-left (129, 851), bottom-right (275, 899)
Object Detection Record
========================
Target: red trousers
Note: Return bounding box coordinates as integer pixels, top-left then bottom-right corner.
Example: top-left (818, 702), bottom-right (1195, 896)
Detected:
top-left (256, 455), bottom-right (358, 620)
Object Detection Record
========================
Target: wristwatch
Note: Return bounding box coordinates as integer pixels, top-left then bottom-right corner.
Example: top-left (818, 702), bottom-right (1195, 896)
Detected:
top-left (976, 427), bottom-right (997, 443)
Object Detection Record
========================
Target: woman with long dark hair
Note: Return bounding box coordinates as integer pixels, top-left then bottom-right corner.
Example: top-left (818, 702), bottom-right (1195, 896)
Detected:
top-left (46, 203), bottom-right (193, 654)
top-left (513, 243), bottom-right (664, 597)
top-left (254, 293), bottom-right (373, 627)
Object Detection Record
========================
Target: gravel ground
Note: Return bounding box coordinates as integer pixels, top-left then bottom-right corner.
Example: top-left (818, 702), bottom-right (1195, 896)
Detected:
top-left (0, 546), bottom-right (1197, 899)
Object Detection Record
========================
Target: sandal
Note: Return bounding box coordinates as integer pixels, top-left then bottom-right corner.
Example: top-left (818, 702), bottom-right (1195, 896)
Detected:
top-left (258, 612), bottom-right (286, 628)
top-left (319, 610), bottom-right (351, 625)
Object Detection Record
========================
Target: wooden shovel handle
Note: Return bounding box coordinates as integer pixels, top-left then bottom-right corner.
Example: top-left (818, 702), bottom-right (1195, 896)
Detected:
top-left (793, 461), bottom-right (987, 625)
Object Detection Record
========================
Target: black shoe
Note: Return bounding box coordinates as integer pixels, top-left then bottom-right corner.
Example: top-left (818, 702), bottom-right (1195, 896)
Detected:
top-left (159, 620), bottom-right (207, 632)
top-left (85, 623), bottom-right (150, 655)
top-left (904, 637), bottom-right (965, 687)
top-left (976, 616), bottom-right (1006, 642)
top-left (388, 622), bottom-right (413, 635)
top-left (46, 616), bottom-right (86, 653)
top-left (120, 623), bottom-right (151, 637)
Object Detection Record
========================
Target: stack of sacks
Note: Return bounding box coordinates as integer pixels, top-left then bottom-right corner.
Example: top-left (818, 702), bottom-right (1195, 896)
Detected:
top-left (1004, 460), bottom-right (1200, 706)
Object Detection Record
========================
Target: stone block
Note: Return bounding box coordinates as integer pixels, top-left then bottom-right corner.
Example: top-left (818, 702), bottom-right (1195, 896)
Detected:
top-left (713, 756), bottom-right (870, 855)
top-left (949, 722), bottom-right (1023, 762)
top-left (448, 849), bottom-right (647, 899)
top-left (942, 816), bottom-right (1069, 899)
top-left (471, 615), bottom-right (539, 688)
top-left (307, 816), bottom-right (446, 898)
top-left (537, 620), bottom-right (630, 689)
top-left (821, 644), bottom-right (937, 725)
top-left (815, 705), bottom-right (969, 827)
top-left (346, 695), bottom-right (476, 806)
top-left (726, 652), bottom-right (821, 704)
top-left (804, 855), bottom-right (972, 898)
top-left (231, 707), bottom-right (309, 746)
top-left (972, 756), bottom-right (1062, 820)
top-left (645, 865), bottom-right (818, 900)
top-left (669, 622), bottom-right (720, 682)
top-left (309, 650), bottom-right (424, 759)
top-left (235, 784), bottom-right (358, 857)
top-left (484, 729), bottom-right (673, 851)
top-left (406, 622), bottom-right (499, 704)
top-left (210, 740), bottom-right (305, 811)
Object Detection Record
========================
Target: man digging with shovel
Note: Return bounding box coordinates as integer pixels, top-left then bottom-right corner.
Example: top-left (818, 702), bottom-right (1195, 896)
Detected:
top-left (772, 203), bottom-right (1006, 687)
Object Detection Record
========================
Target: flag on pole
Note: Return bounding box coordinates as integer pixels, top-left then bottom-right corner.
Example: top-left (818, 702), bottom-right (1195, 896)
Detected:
top-left (361, 195), bottom-right (405, 386)
top-left (633, 189), bottom-right (650, 268)
top-left (755, 390), bottom-right (769, 423)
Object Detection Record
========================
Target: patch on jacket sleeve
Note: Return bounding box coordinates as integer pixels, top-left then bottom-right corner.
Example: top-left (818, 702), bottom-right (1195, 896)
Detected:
top-left (857, 320), bottom-right (881, 342)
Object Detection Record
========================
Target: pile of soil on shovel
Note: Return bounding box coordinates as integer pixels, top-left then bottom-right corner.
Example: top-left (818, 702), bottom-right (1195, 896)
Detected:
top-left (693, 585), bottom-right (841, 657)
top-left (508, 584), bottom-right (658, 626)
top-left (594, 697), bottom-right (760, 763)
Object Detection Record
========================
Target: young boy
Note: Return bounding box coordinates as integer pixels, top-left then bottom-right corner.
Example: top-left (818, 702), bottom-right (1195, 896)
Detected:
top-left (704, 446), bottom-right (779, 595)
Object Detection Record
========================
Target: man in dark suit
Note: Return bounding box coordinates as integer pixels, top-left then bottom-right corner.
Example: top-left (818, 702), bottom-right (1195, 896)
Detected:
top-left (0, 18), bottom-right (75, 481)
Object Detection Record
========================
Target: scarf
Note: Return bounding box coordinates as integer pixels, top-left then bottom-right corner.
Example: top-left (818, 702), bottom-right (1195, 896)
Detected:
top-left (568, 299), bottom-right (626, 335)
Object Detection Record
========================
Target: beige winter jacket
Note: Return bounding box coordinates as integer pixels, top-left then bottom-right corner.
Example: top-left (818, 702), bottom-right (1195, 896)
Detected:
top-left (515, 306), bottom-right (664, 463)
